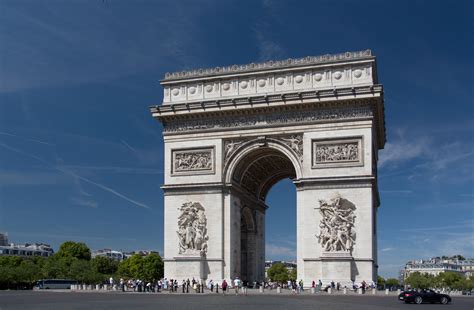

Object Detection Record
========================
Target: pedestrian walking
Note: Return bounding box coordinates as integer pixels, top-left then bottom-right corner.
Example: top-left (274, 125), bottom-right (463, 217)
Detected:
top-left (182, 280), bottom-right (186, 293)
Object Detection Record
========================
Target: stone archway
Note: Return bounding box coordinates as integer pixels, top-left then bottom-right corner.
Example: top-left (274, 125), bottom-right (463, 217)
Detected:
top-left (151, 50), bottom-right (385, 286)
top-left (225, 140), bottom-right (299, 282)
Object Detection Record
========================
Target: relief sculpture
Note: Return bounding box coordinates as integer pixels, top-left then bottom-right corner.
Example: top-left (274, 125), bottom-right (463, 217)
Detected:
top-left (316, 194), bottom-right (356, 252)
top-left (315, 141), bottom-right (359, 163)
top-left (173, 149), bottom-right (213, 173)
top-left (280, 135), bottom-right (303, 161)
top-left (177, 202), bottom-right (208, 255)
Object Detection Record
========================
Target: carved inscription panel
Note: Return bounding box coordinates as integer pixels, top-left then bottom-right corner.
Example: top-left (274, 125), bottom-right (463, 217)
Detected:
top-left (312, 137), bottom-right (362, 168)
top-left (172, 147), bottom-right (215, 175)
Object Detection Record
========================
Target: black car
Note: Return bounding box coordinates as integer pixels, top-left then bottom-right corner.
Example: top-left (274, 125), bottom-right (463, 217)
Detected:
top-left (398, 289), bottom-right (451, 304)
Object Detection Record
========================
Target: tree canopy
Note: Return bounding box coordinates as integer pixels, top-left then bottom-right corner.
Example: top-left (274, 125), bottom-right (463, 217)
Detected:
top-left (0, 241), bottom-right (164, 289)
top-left (267, 263), bottom-right (290, 283)
top-left (56, 241), bottom-right (91, 260)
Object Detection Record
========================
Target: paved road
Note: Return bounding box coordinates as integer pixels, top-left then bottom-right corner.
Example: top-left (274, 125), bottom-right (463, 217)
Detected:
top-left (0, 291), bottom-right (472, 310)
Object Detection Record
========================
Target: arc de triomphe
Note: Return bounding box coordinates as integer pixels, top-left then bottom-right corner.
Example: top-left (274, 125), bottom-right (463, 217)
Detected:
top-left (150, 50), bottom-right (385, 286)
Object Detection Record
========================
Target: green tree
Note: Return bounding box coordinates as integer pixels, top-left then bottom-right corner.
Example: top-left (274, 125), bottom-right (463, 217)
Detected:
top-left (118, 253), bottom-right (164, 281)
top-left (405, 272), bottom-right (434, 289)
top-left (267, 263), bottom-right (289, 284)
top-left (142, 253), bottom-right (164, 282)
top-left (288, 268), bottom-right (297, 281)
top-left (377, 275), bottom-right (385, 287)
top-left (435, 272), bottom-right (463, 289)
top-left (118, 254), bottom-right (144, 279)
top-left (91, 256), bottom-right (118, 275)
top-left (56, 241), bottom-right (91, 260)
top-left (0, 256), bottom-right (43, 289)
top-left (385, 278), bottom-right (399, 288)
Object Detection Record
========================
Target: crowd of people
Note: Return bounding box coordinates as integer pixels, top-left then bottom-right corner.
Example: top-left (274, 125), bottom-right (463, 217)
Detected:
top-left (107, 277), bottom-right (374, 295)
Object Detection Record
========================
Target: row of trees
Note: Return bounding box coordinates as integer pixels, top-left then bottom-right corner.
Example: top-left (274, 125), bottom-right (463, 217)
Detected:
top-left (404, 271), bottom-right (474, 291)
top-left (0, 241), bottom-right (163, 290)
top-left (377, 276), bottom-right (400, 288)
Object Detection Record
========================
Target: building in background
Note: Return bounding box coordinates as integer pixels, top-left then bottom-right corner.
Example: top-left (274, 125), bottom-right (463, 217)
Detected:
top-left (91, 249), bottom-right (126, 261)
top-left (92, 249), bottom-right (160, 261)
top-left (0, 233), bottom-right (8, 246)
top-left (403, 256), bottom-right (473, 280)
top-left (0, 233), bottom-right (54, 258)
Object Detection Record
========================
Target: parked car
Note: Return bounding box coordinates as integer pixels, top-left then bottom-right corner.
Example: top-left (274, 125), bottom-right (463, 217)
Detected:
top-left (398, 289), bottom-right (451, 304)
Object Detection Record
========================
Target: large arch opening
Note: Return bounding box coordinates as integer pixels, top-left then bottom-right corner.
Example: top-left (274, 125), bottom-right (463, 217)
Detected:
top-left (228, 145), bottom-right (298, 283)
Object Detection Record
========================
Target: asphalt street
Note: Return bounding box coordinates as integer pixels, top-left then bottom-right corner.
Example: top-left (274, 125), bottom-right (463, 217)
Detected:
top-left (0, 291), bottom-right (473, 310)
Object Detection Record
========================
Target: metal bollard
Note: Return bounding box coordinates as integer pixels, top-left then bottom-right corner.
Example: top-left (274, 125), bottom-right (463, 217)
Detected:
top-left (328, 287), bottom-right (332, 294)
top-left (397, 289), bottom-right (401, 295)
top-left (358, 288), bottom-right (362, 294)
top-left (311, 287), bottom-right (315, 294)
top-left (259, 286), bottom-right (264, 293)
top-left (96, 284), bottom-right (100, 290)
top-left (343, 287), bottom-right (347, 294)
top-left (103, 285), bottom-right (108, 291)
top-left (385, 288), bottom-right (389, 295)
top-left (277, 287), bottom-right (281, 293)
top-left (372, 288), bottom-right (376, 295)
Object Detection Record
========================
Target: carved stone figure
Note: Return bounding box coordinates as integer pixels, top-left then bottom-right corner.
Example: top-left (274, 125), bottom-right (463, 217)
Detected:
top-left (315, 142), bottom-right (359, 163)
top-left (177, 202), bottom-right (208, 255)
top-left (174, 150), bottom-right (213, 172)
top-left (280, 135), bottom-right (303, 160)
top-left (224, 140), bottom-right (245, 161)
top-left (316, 194), bottom-right (356, 252)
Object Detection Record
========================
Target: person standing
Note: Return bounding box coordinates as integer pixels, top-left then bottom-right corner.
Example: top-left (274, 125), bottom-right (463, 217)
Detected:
top-left (222, 279), bottom-right (228, 295)
top-left (182, 280), bottom-right (186, 293)
top-left (186, 279), bottom-right (190, 293)
top-left (242, 280), bottom-right (248, 295)
top-left (233, 277), bottom-right (241, 295)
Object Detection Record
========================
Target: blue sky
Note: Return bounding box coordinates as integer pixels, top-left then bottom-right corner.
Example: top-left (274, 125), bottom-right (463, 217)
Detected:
top-left (0, 0), bottom-right (472, 278)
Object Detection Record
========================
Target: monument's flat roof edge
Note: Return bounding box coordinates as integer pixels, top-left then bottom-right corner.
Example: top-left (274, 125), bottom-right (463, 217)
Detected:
top-left (161, 49), bottom-right (375, 83)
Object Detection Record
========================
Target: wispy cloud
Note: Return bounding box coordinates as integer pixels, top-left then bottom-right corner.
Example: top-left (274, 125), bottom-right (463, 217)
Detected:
top-left (63, 165), bottom-right (163, 175)
top-left (0, 170), bottom-right (64, 186)
top-left (70, 197), bottom-right (98, 209)
top-left (379, 139), bottom-right (429, 167)
top-left (381, 247), bottom-right (395, 252)
top-left (0, 141), bottom-right (151, 209)
top-left (254, 2), bottom-right (286, 61)
top-left (266, 243), bottom-right (296, 260)
top-left (0, 130), bottom-right (53, 146)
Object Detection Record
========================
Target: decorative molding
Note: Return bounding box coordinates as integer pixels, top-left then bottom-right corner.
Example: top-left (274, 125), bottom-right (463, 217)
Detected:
top-left (316, 193), bottom-right (356, 253)
top-left (312, 137), bottom-right (363, 169)
top-left (163, 50), bottom-right (372, 81)
top-left (163, 105), bottom-right (373, 134)
top-left (177, 202), bottom-right (208, 255)
top-left (171, 147), bottom-right (215, 176)
top-left (162, 65), bottom-right (373, 104)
